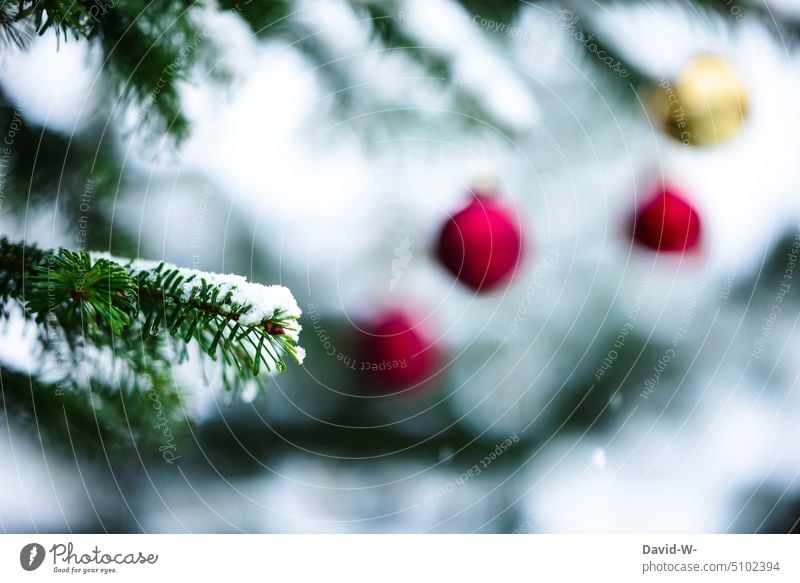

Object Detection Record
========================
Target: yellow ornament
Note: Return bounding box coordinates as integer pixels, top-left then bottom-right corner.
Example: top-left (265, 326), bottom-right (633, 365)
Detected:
top-left (656, 55), bottom-right (748, 146)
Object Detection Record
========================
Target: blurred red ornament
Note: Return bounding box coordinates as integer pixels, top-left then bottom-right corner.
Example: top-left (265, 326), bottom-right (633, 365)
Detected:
top-left (632, 187), bottom-right (702, 252)
top-left (436, 192), bottom-right (523, 291)
top-left (360, 310), bottom-right (440, 392)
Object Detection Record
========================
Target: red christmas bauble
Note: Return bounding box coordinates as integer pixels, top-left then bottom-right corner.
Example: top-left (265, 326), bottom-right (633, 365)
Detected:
top-left (436, 192), bottom-right (523, 291)
top-left (632, 187), bottom-right (702, 252)
top-left (359, 310), bottom-right (440, 392)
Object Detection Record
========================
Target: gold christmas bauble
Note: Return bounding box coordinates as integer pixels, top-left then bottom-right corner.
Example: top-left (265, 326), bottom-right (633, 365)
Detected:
top-left (656, 55), bottom-right (748, 146)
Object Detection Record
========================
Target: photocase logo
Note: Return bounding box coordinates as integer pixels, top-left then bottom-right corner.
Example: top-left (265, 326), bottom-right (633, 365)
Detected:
top-left (20, 543), bottom-right (46, 571)
top-left (390, 236), bottom-right (413, 292)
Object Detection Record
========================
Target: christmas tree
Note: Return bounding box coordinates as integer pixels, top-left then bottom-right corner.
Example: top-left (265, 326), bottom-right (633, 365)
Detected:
top-left (1, 0), bottom-right (799, 533)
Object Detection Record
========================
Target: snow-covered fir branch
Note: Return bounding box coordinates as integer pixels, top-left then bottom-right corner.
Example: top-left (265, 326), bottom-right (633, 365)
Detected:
top-left (92, 252), bottom-right (304, 342)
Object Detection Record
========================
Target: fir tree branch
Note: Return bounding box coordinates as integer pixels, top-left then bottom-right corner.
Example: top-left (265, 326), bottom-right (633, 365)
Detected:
top-left (126, 256), bottom-right (305, 376)
top-left (0, 237), bottom-right (304, 384)
top-left (0, 236), bottom-right (303, 454)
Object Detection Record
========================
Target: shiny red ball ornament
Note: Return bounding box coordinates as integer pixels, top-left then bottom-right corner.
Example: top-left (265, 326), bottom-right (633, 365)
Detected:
top-left (360, 310), bottom-right (440, 392)
top-left (632, 187), bottom-right (702, 252)
top-left (436, 192), bottom-right (523, 291)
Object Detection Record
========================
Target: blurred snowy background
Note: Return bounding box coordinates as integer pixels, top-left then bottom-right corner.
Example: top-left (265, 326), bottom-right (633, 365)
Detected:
top-left (1, 0), bottom-right (800, 533)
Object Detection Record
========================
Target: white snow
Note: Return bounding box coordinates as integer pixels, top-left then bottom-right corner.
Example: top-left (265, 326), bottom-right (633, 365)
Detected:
top-left (90, 252), bottom-right (303, 333)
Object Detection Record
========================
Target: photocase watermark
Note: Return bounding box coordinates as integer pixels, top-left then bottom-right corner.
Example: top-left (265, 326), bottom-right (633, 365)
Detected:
top-left (20, 543), bottom-right (46, 571)
top-left (23, 541), bottom-right (159, 575)
top-left (390, 235), bottom-right (413, 292)
top-left (510, 248), bottom-right (559, 333)
top-left (557, 10), bottom-right (629, 78)
top-left (144, 374), bottom-right (181, 465)
top-left (306, 302), bottom-right (407, 371)
top-left (640, 280), bottom-right (706, 400)
top-left (19, 540), bottom-right (158, 574)
top-left (751, 232), bottom-right (800, 360)
top-left (423, 434), bottom-right (519, 503)
top-left (720, 0), bottom-right (746, 26)
top-left (86, 0), bottom-right (118, 21)
top-left (595, 276), bottom-right (652, 382)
